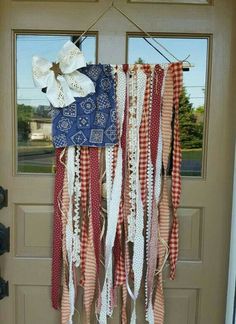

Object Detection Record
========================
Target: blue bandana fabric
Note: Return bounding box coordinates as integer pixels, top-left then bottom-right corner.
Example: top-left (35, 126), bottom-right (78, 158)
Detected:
top-left (52, 64), bottom-right (118, 148)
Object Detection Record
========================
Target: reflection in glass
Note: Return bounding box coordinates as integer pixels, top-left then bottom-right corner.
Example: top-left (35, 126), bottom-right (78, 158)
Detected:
top-left (16, 34), bottom-right (97, 173)
top-left (128, 36), bottom-right (208, 176)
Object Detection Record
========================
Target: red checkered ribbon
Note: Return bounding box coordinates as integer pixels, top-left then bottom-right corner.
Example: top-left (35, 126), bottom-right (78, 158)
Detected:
top-left (79, 147), bottom-right (90, 286)
top-left (139, 64), bottom-right (152, 207)
top-left (169, 62), bottom-right (183, 280)
top-left (154, 66), bottom-right (174, 324)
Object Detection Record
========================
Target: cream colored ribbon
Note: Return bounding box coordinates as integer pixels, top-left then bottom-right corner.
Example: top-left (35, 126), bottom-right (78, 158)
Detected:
top-left (32, 41), bottom-right (95, 107)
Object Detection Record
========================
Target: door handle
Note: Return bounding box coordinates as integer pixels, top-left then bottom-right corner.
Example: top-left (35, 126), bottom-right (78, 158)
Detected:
top-left (0, 187), bottom-right (8, 209)
top-left (0, 224), bottom-right (10, 255)
top-left (0, 277), bottom-right (8, 300)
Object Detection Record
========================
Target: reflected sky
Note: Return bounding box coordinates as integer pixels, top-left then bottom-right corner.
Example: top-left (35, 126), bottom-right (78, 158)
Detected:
top-left (16, 34), bottom-right (208, 108)
top-left (128, 37), bottom-right (208, 108)
top-left (16, 35), bottom-right (96, 107)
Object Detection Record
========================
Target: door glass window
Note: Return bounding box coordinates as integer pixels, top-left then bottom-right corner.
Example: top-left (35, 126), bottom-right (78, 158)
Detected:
top-left (128, 35), bottom-right (209, 177)
top-left (16, 33), bottom-right (97, 174)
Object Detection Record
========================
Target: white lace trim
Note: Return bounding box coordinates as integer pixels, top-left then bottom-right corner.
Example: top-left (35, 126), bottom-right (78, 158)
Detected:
top-left (66, 146), bottom-right (75, 324)
top-left (127, 69), bottom-right (138, 242)
top-left (116, 68), bottom-right (126, 136)
top-left (129, 68), bottom-right (147, 324)
top-left (99, 68), bottom-right (126, 323)
top-left (72, 146), bottom-right (81, 267)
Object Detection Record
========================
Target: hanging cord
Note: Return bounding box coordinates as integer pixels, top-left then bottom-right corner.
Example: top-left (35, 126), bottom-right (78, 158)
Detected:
top-left (74, 2), bottom-right (113, 45)
top-left (73, 0), bottom-right (190, 64)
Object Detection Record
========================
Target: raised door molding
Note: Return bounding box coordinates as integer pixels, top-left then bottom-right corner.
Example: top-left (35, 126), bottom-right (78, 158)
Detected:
top-left (128, 0), bottom-right (211, 4)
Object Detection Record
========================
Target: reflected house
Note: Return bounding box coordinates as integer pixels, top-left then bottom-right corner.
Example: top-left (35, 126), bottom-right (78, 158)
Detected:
top-left (30, 117), bottom-right (52, 141)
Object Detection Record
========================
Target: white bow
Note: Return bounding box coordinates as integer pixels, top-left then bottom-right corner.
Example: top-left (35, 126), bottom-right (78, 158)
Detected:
top-left (32, 41), bottom-right (95, 108)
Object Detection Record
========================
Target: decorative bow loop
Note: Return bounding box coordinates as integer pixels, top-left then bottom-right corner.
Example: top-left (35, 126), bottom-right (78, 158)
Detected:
top-left (32, 41), bottom-right (95, 108)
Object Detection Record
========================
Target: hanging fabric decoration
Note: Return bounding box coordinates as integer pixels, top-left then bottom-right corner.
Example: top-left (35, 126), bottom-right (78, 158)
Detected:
top-left (33, 54), bottom-right (183, 323)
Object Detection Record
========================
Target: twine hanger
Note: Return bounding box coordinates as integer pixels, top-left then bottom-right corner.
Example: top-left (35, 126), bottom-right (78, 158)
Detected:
top-left (73, 0), bottom-right (191, 68)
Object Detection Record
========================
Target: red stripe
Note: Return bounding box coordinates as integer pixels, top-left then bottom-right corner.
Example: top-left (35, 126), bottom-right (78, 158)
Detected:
top-left (89, 147), bottom-right (101, 274)
top-left (51, 147), bottom-right (65, 310)
top-left (150, 65), bottom-right (164, 170)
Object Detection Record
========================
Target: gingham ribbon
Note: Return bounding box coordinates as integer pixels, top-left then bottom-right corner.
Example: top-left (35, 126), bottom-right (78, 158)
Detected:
top-left (139, 64), bottom-right (152, 207)
top-left (153, 65), bottom-right (174, 324)
top-left (79, 147), bottom-right (90, 286)
top-left (169, 62), bottom-right (183, 280)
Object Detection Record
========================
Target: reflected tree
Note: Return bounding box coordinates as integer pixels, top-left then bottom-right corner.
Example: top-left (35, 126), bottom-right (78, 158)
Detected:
top-left (179, 88), bottom-right (203, 149)
top-left (18, 104), bottom-right (33, 142)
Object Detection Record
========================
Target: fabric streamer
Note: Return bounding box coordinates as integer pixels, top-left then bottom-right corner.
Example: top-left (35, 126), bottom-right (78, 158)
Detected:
top-left (153, 65), bottom-right (174, 324)
top-left (51, 148), bottom-right (65, 309)
top-left (46, 63), bottom-right (183, 324)
top-left (169, 63), bottom-right (183, 280)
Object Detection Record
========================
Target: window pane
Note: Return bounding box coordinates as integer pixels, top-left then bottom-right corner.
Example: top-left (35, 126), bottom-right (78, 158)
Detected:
top-left (16, 34), bottom-right (97, 174)
top-left (128, 36), bottom-right (209, 176)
